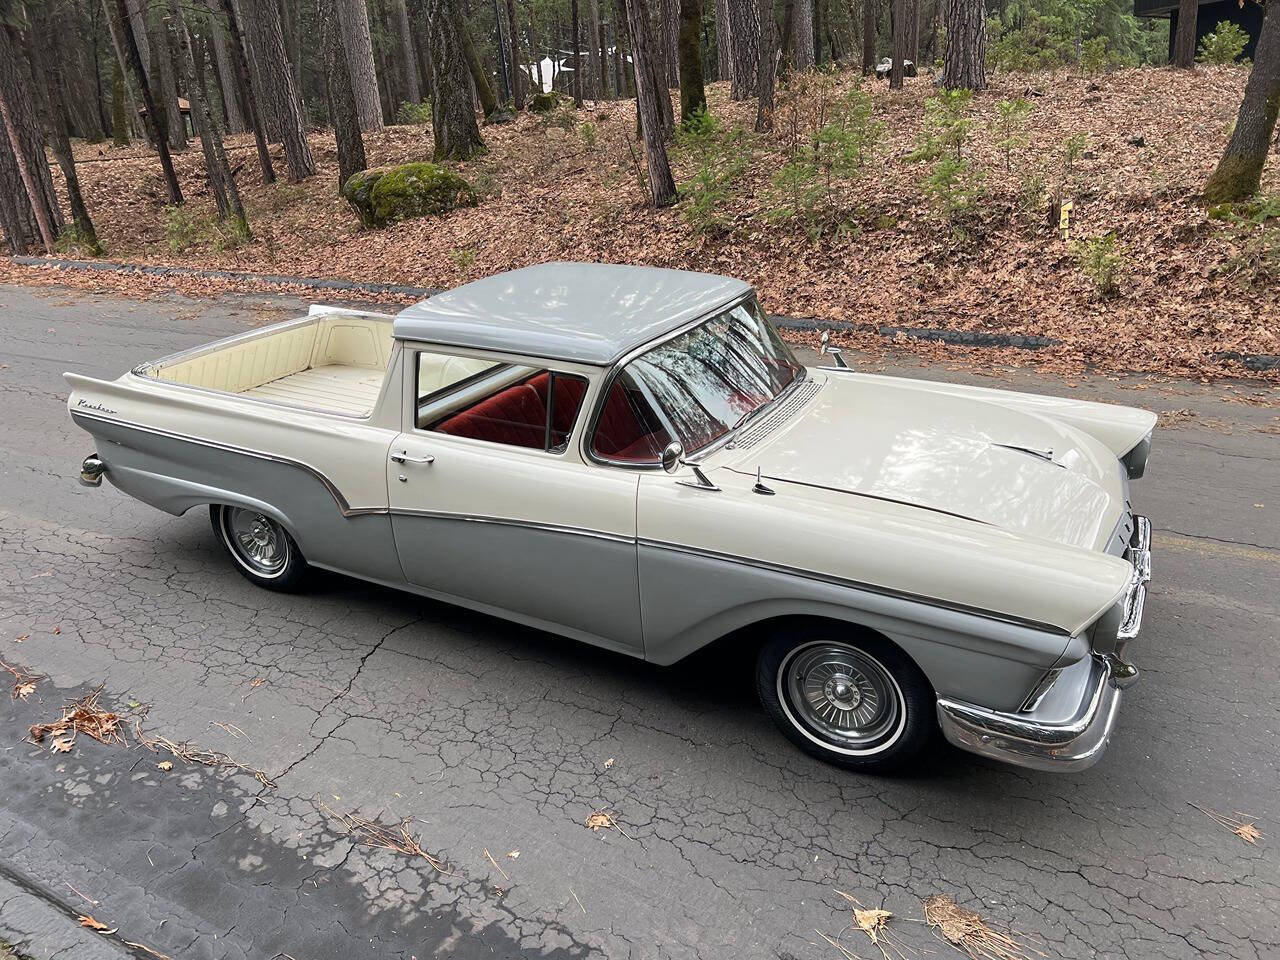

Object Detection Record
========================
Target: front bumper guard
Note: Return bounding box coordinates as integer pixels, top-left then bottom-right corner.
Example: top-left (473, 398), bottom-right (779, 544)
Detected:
top-left (937, 515), bottom-right (1152, 772)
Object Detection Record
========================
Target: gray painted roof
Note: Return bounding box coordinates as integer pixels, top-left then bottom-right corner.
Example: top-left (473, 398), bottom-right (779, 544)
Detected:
top-left (393, 262), bottom-right (752, 365)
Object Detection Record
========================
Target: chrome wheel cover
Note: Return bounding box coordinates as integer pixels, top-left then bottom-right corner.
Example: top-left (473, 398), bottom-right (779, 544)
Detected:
top-left (777, 641), bottom-right (907, 756)
top-left (220, 507), bottom-right (290, 578)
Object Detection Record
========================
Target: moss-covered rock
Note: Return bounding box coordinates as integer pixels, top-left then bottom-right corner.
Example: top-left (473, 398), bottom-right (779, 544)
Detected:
top-left (342, 162), bottom-right (476, 228)
top-left (528, 91), bottom-right (562, 113)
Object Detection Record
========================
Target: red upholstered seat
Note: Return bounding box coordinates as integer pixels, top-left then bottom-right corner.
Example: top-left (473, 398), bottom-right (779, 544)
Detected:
top-left (591, 381), bottom-right (670, 462)
top-left (433, 382), bottom-right (547, 448)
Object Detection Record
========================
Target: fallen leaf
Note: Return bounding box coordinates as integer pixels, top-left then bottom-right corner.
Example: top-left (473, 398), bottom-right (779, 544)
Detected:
top-left (603, 757), bottom-right (615, 769)
top-left (51, 736), bottom-right (75, 753)
top-left (14, 681), bottom-right (37, 699)
top-left (507, 849), bottom-right (520, 859)
top-left (77, 914), bottom-right (118, 934)
top-left (157, 761), bottom-right (173, 771)
top-left (1234, 823), bottom-right (1262, 844)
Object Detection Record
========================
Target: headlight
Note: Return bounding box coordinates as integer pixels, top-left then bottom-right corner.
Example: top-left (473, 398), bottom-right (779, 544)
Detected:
top-left (1121, 431), bottom-right (1152, 479)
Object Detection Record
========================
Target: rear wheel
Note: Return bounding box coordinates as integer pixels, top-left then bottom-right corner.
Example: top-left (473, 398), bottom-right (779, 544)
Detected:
top-left (756, 625), bottom-right (934, 773)
top-left (210, 504), bottom-right (308, 591)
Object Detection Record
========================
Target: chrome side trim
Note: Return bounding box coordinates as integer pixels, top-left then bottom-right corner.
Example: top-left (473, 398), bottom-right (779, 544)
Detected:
top-left (636, 537), bottom-right (1070, 636)
top-left (938, 654), bottom-right (1124, 771)
top-left (70, 411), bottom-right (390, 518)
top-left (389, 509), bottom-right (635, 544)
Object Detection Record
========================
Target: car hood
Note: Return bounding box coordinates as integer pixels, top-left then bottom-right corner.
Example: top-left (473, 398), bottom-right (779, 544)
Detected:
top-left (728, 373), bottom-right (1126, 550)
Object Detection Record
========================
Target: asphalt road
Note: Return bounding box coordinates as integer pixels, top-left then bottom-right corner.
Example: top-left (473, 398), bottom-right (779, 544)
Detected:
top-left (0, 282), bottom-right (1277, 960)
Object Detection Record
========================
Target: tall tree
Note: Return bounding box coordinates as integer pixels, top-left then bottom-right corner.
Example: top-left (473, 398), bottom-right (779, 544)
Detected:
top-left (391, 0), bottom-right (422, 103)
top-left (621, 0), bottom-right (676, 204)
top-left (793, 0), bottom-right (815, 69)
top-left (860, 0), bottom-right (876, 74)
top-left (1204, 0), bottom-right (1279, 203)
top-left (572, 0), bottom-right (583, 104)
top-left (715, 0), bottom-right (733, 83)
top-left (890, 0), bottom-right (906, 88)
top-left (1172, 0), bottom-right (1199, 68)
top-left (458, 13), bottom-right (500, 117)
top-left (754, 0), bottom-right (777, 130)
top-left (659, 0), bottom-right (680, 86)
top-left (111, 60), bottom-right (130, 145)
top-left (340, 0), bottom-right (384, 130)
top-left (169, 0), bottom-right (248, 232)
top-left (150, 8), bottom-right (187, 151)
top-left (587, 0), bottom-right (603, 98)
top-left (207, 11), bottom-right (247, 132)
top-left (941, 0), bottom-right (985, 90)
top-left (241, 0), bottom-right (315, 179)
top-left (318, 0), bottom-right (367, 186)
top-left (678, 0), bottom-right (706, 119)
top-left (213, 0), bottom-right (276, 183)
top-left (113, 0), bottom-right (184, 202)
top-left (507, 0), bottom-right (524, 107)
top-left (727, 0), bottom-right (759, 98)
top-left (0, 26), bottom-right (57, 253)
top-left (425, 0), bottom-right (486, 159)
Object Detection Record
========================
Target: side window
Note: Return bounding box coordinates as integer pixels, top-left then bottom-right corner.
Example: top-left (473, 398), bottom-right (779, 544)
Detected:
top-left (590, 374), bottom-right (672, 464)
top-left (420, 360), bottom-right (589, 453)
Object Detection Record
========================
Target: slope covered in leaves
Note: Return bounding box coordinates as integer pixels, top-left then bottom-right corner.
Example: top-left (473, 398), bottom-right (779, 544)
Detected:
top-left (11, 65), bottom-right (1280, 380)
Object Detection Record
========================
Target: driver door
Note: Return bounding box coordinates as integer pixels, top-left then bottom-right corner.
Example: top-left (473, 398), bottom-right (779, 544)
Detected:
top-left (387, 346), bottom-right (643, 655)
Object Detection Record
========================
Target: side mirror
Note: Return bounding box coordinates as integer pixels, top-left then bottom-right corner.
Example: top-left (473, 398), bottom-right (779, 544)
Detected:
top-left (661, 441), bottom-right (685, 475)
top-left (820, 330), bottom-right (849, 369)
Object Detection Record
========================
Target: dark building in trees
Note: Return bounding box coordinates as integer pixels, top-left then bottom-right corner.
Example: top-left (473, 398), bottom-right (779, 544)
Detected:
top-left (1135, 0), bottom-right (1265, 60)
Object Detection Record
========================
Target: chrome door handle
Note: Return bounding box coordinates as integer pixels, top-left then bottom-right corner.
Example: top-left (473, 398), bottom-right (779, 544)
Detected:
top-left (390, 451), bottom-right (435, 465)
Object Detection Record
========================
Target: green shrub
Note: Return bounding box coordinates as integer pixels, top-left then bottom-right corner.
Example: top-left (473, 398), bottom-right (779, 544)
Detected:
top-left (1198, 22), bottom-right (1250, 65)
top-left (1080, 36), bottom-right (1110, 75)
top-left (993, 97), bottom-right (1032, 174)
top-left (912, 89), bottom-right (984, 222)
top-left (211, 216), bottom-right (252, 251)
top-left (448, 246), bottom-right (478, 270)
top-left (55, 224), bottom-right (103, 257)
top-left (395, 101), bottom-right (433, 125)
top-left (1214, 194), bottom-right (1280, 287)
top-left (164, 205), bottom-right (201, 253)
top-left (578, 120), bottom-right (598, 149)
top-left (1073, 233), bottom-right (1124, 298)
top-left (675, 107), bottom-right (751, 236)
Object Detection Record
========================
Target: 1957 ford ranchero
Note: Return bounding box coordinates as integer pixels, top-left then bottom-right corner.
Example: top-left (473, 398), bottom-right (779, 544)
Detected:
top-left (67, 263), bottom-right (1156, 773)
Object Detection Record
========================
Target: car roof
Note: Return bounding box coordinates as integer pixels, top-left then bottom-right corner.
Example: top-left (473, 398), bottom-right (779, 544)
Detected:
top-left (393, 262), bottom-right (752, 365)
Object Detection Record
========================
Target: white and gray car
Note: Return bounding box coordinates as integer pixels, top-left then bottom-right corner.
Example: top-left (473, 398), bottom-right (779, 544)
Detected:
top-left (68, 263), bottom-right (1156, 773)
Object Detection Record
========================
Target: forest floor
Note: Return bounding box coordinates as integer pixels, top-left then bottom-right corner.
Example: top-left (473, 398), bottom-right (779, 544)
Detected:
top-left (3, 65), bottom-right (1278, 382)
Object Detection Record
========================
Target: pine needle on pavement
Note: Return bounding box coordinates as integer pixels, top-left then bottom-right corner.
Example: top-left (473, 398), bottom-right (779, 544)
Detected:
top-left (922, 895), bottom-right (1043, 960)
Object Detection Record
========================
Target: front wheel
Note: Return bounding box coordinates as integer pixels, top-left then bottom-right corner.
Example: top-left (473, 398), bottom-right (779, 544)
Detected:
top-left (210, 504), bottom-right (309, 592)
top-left (756, 626), bottom-right (935, 773)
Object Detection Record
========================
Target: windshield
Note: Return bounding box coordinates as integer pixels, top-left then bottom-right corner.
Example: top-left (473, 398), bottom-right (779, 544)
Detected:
top-left (592, 298), bottom-right (803, 462)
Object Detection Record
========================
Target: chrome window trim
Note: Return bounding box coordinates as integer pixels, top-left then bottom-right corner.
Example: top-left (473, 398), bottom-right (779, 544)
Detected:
top-left (389, 509), bottom-right (635, 544)
top-left (70, 410), bottom-right (390, 517)
top-left (637, 537), bottom-right (1071, 636)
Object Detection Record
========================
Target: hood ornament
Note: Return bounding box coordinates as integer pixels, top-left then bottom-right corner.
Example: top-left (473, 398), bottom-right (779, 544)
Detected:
top-left (820, 331), bottom-right (850, 369)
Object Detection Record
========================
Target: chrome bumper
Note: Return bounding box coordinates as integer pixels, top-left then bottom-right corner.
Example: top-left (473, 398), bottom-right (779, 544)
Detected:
top-left (937, 515), bottom-right (1152, 772)
top-left (79, 452), bottom-right (105, 487)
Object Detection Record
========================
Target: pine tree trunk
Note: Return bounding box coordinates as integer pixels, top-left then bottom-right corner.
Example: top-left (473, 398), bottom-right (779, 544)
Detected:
top-left (1204, 0), bottom-right (1279, 203)
top-left (425, 0), bottom-right (486, 160)
top-left (241, 0), bottom-right (315, 179)
top-left (124, 0), bottom-right (151, 78)
top-left (715, 0), bottom-right (733, 84)
top-left (587, 0), bottom-right (603, 98)
top-left (659, 0), bottom-right (681, 87)
top-left (0, 33), bottom-right (57, 254)
top-left (793, 0), bottom-right (814, 69)
top-left (389, 0), bottom-right (422, 103)
top-left (678, 0), bottom-right (706, 119)
top-left (170, 0), bottom-right (248, 230)
top-left (208, 9), bottom-right (247, 132)
top-left (113, 0), bottom-right (184, 202)
top-left (622, 0), bottom-right (677, 205)
top-left (890, 0), bottom-right (906, 88)
top-left (317, 0), bottom-right (368, 188)
top-left (1172, 0), bottom-right (1199, 69)
top-left (572, 0), bottom-right (584, 103)
top-left (214, 0), bottom-right (277, 182)
top-left (111, 61), bottom-right (131, 145)
top-left (907, 0), bottom-right (919, 63)
top-left (458, 11), bottom-right (499, 116)
top-left (941, 0), bottom-right (985, 90)
top-left (754, 0), bottom-right (776, 130)
top-left (727, 0), bottom-right (759, 99)
top-left (150, 10), bottom-right (188, 151)
top-left (861, 0), bottom-right (876, 73)
top-left (340, 0), bottom-right (385, 130)
top-left (507, 0), bottom-right (524, 107)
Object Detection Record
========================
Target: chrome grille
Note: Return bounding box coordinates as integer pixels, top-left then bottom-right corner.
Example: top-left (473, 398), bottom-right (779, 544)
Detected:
top-left (729, 378), bottom-right (823, 449)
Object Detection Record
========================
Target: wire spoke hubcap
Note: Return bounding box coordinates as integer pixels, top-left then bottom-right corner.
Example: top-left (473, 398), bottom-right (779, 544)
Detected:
top-left (779, 642), bottom-right (905, 754)
top-left (222, 508), bottom-right (289, 576)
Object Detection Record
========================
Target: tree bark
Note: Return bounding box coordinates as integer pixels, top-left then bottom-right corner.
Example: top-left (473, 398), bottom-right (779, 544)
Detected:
top-left (793, 0), bottom-right (814, 69)
top-left (214, 0), bottom-right (276, 182)
top-left (113, 0), bottom-right (184, 202)
top-left (241, 0), bottom-right (315, 179)
top-left (0, 28), bottom-right (57, 254)
top-left (715, 0), bottom-right (733, 84)
top-left (340, 0), bottom-right (385, 130)
top-left (507, 0), bottom-right (524, 107)
top-left (620, 0), bottom-right (676, 205)
top-left (572, 0), bottom-right (584, 104)
top-left (890, 0), bottom-right (906, 88)
top-left (425, 0), bottom-right (486, 160)
top-left (170, 0), bottom-right (248, 230)
top-left (387, 0), bottom-right (421, 103)
top-left (678, 0), bottom-right (706, 119)
top-left (207, 8), bottom-right (247, 131)
top-left (727, 0), bottom-right (759, 99)
top-left (124, 0), bottom-right (151, 78)
top-left (587, 0), bottom-right (603, 98)
top-left (1172, 0), bottom-right (1199, 69)
top-left (754, 0), bottom-right (777, 130)
top-left (941, 0), bottom-right (985, 90)
top-left (317, 0), bottom-right (368, 189)
top-left (659, 0), bottom-right (681, 87)
top-left (1204, 0), bottom-right (1280, 203)
top-left (458, 11), bottom-right (499, 116)
top-left (861, 0), bottom-right (876, 74)
top-left (150, 8), bottom-right (188, 151)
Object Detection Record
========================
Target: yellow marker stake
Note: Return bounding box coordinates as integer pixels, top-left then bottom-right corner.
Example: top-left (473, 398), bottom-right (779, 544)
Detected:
top-left (1059, 199), bottom-right (1073, 241)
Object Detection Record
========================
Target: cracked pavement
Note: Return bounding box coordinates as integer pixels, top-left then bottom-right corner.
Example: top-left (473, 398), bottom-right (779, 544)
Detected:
top-left (0, 282), bottom-right (1277, 960)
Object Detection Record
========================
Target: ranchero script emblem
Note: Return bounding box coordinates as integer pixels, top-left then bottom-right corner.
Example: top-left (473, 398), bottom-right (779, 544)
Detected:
top-left (76, 398), bottom-right (118, 415)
